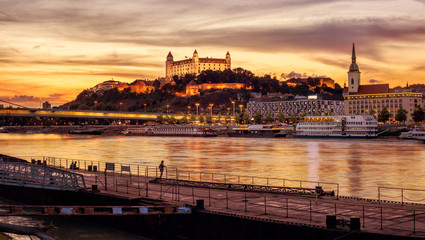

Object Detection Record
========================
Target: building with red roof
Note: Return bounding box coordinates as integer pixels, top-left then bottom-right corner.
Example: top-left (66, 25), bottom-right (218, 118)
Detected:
top-left (343, 44), bottom-right (423, 122)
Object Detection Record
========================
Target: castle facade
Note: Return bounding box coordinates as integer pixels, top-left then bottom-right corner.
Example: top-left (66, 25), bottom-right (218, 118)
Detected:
top-left (165, 50), bottom-right (231, 79)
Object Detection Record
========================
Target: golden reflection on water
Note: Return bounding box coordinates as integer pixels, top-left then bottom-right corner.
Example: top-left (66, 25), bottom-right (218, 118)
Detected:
top-left (1, 133), bottom-right (425, 199)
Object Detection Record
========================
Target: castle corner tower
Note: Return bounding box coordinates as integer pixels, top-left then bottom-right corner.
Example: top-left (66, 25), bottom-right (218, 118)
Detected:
top-left (225, 51), bottom-right (231, 68)
top-left (166, 52), bottom-right (174, 79)
top-left (348, 43), bottom-right (361, 93)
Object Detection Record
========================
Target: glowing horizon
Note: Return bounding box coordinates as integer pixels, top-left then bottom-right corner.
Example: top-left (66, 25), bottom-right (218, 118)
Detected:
top-left (1, 0), bottom-right (425, 108)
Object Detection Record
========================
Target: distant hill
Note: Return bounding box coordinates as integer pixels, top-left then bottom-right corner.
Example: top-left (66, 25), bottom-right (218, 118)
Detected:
top-left (59, 68), bottom-right (343, 115)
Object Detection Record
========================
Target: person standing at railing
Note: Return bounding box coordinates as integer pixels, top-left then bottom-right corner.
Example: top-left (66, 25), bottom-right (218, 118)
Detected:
top-left (159, 160), bottom-right (165, 179)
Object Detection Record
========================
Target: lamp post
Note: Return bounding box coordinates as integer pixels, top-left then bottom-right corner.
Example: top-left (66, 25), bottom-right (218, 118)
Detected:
top-left (94, 100), bottom-right (97, 111)
top-left (144, 103), bottom-right (147, 112)
top-left (188, 106), bottom-right (191, 115)
top-left (119, 102), bottom-right (123, 112)
top-left (166, 104), bottom-right (169, 114)
top-left (227, 107), bottom-right (230, 115)
top-left (209, 103), bottom-right (213, 116)
top-left (239, 104), bottom-right (243, 113)
top-left (231, 101), bottom-right (235, 117)
top-left (195, 103), bottom-right (200, 118)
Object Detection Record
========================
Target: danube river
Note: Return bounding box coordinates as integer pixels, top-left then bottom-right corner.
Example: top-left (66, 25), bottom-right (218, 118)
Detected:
top-left (1, 133), bottom-right (425, 200)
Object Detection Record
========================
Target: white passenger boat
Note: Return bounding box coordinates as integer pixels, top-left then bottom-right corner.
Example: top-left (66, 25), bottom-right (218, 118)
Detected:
top-left (399, 128), bottom-right (425, 140)
top-left (122, 125), bottom-right (217, 137)
top-left (293, 115), bottom-right (378, 138)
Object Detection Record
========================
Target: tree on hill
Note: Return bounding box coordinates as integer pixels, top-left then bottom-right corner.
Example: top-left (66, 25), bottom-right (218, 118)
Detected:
top-left (242, 110), bottom-right (251, 124)
top-left (189, 115), bottom-right (196, 123)
top-left (156, 115), bottom-right (164, 123)
top-left (412, 107), bottom-right (425, 123)
top-left (234, 113), bottom-right (242, 124)
top-left (369, 108), bottom-right (376, 118)
top-left (180, 116), bottom-right (188, 124)
top-left (225, 115), bottom-right (231, 123)
top-left (205, 115), bottom-right (213, 124)
top-left (265, 113), bottom-right (274, 123)
top-left (253, 112), bottom-right (263, 124)
top-left (378, 106), bottom-right (391, 123)
top-left (289, 113), bottom-right (297, 123)
top-left (277, 112), bottom-right (286, 123)
top-left (198, 115), bottom-right (205, 124)
top-left (395, 107), bottom-right (407, 123)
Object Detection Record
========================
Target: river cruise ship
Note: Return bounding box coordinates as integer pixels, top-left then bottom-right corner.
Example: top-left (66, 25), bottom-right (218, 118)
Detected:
top-left (229, 125), bottom-right (287, 138)
top-left (123, 125), bottom-right (217, 137)
top-left (294, 115), bottom-right (378, 138)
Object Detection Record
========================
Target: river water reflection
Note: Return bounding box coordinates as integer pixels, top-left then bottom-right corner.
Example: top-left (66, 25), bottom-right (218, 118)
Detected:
top-left (1, 133), bottom-right (425, 200)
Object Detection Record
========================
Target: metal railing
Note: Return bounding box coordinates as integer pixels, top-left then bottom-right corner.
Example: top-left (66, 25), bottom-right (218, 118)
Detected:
top-left (15, 156), bottom-right (178, 180)
top-left (0, 161), bottom-right (86, 191)
top-left (176, 170), bottom-right (339, 198)
top-left (90, 176), bottom-right (425, 236)
top-left (378, 187), bottom-right (425, 205)
top-left (14, 156), bottom-right (339, 197)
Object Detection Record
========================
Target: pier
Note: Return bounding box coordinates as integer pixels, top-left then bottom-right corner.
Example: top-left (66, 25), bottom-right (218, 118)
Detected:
top-left (1, 155), bottom-right (425, 239)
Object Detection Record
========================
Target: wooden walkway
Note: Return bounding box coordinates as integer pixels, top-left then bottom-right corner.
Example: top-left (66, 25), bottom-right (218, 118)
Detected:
top-left (67, 168), bottom-right (425, 239)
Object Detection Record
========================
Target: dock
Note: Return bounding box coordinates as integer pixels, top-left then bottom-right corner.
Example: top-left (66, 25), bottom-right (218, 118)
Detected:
top-left (1, 155), bottom-right (425, 239)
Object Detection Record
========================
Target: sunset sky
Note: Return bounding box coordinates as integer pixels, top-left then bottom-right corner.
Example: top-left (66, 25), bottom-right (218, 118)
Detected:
top-left (1, 0), bottom-right (425, 107)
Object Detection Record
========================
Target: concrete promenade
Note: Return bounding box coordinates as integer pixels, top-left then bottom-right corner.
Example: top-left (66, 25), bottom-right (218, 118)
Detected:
top-left (66, 167), bottom-right (425, 239)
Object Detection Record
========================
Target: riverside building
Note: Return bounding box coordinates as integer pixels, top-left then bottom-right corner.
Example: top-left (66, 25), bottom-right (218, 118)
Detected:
top-left (165, 50), bottom-right (231, 79)
top-left (247, 95), bottom-right (344, 119)
top-left (343, 44), bottom-right (423, 122)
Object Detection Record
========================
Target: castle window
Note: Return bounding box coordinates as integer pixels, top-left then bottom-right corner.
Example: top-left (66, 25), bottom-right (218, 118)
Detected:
top-left (351, 78), bottom-right (354, 85)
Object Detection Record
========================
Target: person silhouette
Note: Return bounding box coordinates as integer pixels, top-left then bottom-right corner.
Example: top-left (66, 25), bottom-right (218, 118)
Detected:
top-left (159, 160), bottom-right (165, 179)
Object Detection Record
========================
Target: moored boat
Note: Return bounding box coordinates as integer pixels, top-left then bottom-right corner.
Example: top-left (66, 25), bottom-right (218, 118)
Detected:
top-left (293, 115), bottom-right (378, 138)
top-left (123, 125), bottom-right (217, 137)
top-left (399, 128), bottom-right (425, 140)
top-left (229, 124), bottom-right (287, 138)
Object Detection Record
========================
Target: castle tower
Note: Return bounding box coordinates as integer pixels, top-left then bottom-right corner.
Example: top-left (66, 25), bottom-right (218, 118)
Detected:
top-left (348, 43), bottom-right (360, 93)
top-left (193, 50), bottom-right (199, 75)
top-left (166, 52), bottom-right (174, 79)
top-left (225, 51), bottom-right (231, 69)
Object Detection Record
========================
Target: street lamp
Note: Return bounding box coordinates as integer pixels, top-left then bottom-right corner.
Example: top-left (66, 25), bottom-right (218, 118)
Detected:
top-left (209, 103), bottom-right (213, 116)
top-left (187, 106), bottom-right (191, 115)
top-left (94, 100), bottom-right (97, 111)
top-left (195, 103), bottom-right (200, 117)
top-left (119, 102), bottom-right (123, 112)
top-left (231, 101), bottom-right (235, 117)
top-left (144, 103), bottom-right (147, 112)
top-left (166, 104), bottom-right (170, 114)
top-left (239, 104), bottom-right (243, 113)
top-left (227, 107), bottom-right (230, 115)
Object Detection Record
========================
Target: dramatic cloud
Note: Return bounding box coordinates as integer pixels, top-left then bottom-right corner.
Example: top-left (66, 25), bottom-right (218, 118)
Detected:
top-left (281, 72), bottom-right (307, 79)
top-left (368, 79), bottom-right (384, 84)
top-left (1, 0), bottom-right (425, 106)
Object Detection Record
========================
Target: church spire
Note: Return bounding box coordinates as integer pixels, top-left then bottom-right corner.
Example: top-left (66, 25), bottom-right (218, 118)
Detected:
top-left (349, 43), bottom-right (359, 72)
top-left (348, 43), bottom-right (360, 94)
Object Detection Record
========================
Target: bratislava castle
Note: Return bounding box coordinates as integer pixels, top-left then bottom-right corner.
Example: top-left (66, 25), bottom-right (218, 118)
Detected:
top-left (165, 50), bottom-right (231, 79)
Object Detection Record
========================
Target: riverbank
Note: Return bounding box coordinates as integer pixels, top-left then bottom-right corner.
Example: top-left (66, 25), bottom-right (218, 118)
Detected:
top-left (0, 124), bottom-right (404, 138)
